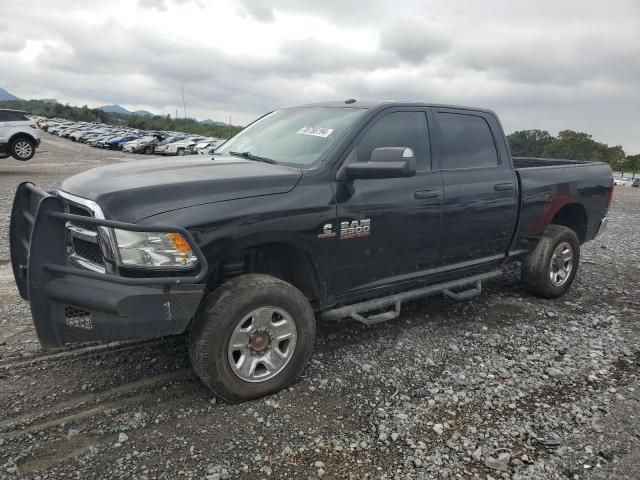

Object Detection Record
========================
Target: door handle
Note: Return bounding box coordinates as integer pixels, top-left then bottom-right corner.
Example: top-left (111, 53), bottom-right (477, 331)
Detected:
top-left (414, 190), bottom-right (440, 200)
top-left (494, 183), bottom-right (515, 192)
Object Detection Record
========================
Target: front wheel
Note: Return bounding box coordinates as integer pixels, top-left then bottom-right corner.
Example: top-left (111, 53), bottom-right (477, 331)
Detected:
top-left (10, 137), bottom-right (35, 161)
top-left (189, 274), bottom-right (316, 403)
top-left (522, 225), bottom-right (580, 299)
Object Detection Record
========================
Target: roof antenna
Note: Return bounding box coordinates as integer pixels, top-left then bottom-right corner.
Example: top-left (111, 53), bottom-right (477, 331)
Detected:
top-left (345, 98), bottom-right (356, 104)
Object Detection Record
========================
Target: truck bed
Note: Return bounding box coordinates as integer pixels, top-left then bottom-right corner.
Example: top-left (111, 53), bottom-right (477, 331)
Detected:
top-left (511, 158), bottom-right (612, 255)
top-left (513, 157), bottom-right (591, 169)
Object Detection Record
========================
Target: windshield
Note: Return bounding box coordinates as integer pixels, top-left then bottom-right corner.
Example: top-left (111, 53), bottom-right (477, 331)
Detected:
top-left (216, 107), bottom-right (366, 166)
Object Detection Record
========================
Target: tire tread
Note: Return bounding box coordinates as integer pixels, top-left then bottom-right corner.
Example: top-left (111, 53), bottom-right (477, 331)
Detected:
top-left (189, 274), bottom-right (315, 403)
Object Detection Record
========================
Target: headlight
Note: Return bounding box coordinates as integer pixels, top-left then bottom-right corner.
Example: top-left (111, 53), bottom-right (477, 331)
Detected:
top-left (113, 229), bottom-right (197, 269)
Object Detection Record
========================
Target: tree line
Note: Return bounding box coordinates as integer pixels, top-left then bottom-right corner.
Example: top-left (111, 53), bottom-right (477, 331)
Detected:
top-left (0, 99), bottom-right (243, 139)
top-left (507, 129), bottom-right (639, 176)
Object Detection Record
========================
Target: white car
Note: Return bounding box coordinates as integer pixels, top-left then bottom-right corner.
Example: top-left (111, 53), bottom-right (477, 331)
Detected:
top-left (161, 136), bottom-right (207, 156)
top-left (195, 139), bottom-right (224, 154)
top-left (613, 178), bottom-right (632, 187)
top-left (0, 109), bottom-right (41, 161)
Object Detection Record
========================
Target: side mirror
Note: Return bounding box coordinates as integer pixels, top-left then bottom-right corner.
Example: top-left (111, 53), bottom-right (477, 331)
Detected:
top-left (344, 147), bottom-right (417, 180)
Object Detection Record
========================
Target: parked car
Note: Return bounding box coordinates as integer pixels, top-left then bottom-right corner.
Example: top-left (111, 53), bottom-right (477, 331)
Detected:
top-left (195, 139), bottom-right (224, 154)
top-left (632, 178), bottom-right (639, 188)
top-left (154, 135), bottom-right (186, 155)
top-left (106, 135), bottom-right (140, 150)
top-left (10, 100), bottom-right (613, 402)
top-left (613, 178), bottom-right (636, 187)
top-left (0, 108), bottom-right (40, 161)
top-left (122, 135), bottom-right (163, 154)
top-left (158, 136), bottom-right (206, 156)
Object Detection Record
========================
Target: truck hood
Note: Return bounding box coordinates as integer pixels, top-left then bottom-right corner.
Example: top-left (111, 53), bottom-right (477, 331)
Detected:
top-left (59, 155), bottom-right (303, 223)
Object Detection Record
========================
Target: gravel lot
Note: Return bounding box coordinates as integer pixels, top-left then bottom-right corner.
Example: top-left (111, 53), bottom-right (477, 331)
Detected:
top-left (0, 135), bottom-right (638, 479)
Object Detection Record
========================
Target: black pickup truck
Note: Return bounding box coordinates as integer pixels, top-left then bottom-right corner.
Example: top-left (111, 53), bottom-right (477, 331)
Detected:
top-left (10, 101), bottom-right (613, 402)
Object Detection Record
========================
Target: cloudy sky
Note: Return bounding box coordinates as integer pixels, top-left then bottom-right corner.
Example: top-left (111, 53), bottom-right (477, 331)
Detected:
top-left (1, 0), bottom-right (639, 152)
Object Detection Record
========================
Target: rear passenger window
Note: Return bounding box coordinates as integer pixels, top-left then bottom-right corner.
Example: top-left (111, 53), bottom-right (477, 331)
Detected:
top-left (437, 113), bottom-right (499, 169)
top-left (0, 111), bottom-right (27, 121)
top-left (355, 112), bottom-right (430, 171)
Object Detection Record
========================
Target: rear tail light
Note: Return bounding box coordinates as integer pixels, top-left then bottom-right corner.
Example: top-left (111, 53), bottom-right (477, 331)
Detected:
top-left (607, 177), bottom-right (614, 208)
top-left (30, 124), bottom-right (39, 130)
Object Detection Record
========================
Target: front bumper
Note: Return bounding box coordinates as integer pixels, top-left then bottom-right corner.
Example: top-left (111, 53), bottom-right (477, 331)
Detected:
top-left (10, 182), bottom-right (208, 348)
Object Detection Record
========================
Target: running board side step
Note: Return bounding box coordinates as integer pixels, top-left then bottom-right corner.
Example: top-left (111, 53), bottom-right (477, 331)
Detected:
top-left (321, 271), bottom-right (501, 326)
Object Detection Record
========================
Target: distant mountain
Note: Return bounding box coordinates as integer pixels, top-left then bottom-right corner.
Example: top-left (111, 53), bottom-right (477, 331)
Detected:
top-left (133, 110), bottom-right (153, 117)
top-left (39, 98), bottom-right (58, 104)
top-left (0, 88), bottom-right (23, 101)
top-left (98, 104), bottom-right (131, 115)
top-left (200, 119), bottom-right (229, 127)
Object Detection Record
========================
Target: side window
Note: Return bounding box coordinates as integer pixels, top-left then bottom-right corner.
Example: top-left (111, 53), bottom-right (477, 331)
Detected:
top-left (437, 113), bottom-right (499, 169)
top-left (354, 111), bottom-right (430, 171)
top-left (1, 111), bottom-right (27, 121)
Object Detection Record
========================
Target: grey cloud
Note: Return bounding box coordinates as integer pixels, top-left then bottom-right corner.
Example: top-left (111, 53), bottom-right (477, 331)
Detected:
top-left (0, 34), bottom-right (26, 52)
top-left (236, 0), bottom-right (275, 22)
top-left (452, 30), bottom-right (640, 87)
top-left (137, 0), bottom-right (201, 10)
top-left (276, 38), bottom-right (396, 76)
top-left (138, 0), bottom-right (167, 10)
top-left (236, 0), bottom-right (389, 23)
top-left (380, 21), bottom-right (450, 64)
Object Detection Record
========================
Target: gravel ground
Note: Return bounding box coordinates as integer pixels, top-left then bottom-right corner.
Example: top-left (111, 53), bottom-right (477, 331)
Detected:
top-left (0, 135), bottom-right (638, 480)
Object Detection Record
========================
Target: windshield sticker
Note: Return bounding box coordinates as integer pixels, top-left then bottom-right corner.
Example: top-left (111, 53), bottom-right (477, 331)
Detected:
top-left (296, 126), bottom-right (334, 138)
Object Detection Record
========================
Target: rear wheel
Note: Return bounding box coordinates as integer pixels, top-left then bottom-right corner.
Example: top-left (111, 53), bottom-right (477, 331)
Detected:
top-left (177, 148), bottom-right (185, 156)
top-left (189, 274), bottom-right (316, 402)
top-left (145, 145), bottom-right (154, 155)
top-left (10, 137), bottom-right (35, 161)
top-left (522, 225), bottom-right (580, 298)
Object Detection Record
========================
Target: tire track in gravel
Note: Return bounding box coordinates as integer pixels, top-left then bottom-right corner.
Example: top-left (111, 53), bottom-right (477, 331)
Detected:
top-left (0, 368), bottom-right (194, 438)
top-left (12, 385), bottom-right (210, 475)
top-left (0, 335), bottom-right (183, 370)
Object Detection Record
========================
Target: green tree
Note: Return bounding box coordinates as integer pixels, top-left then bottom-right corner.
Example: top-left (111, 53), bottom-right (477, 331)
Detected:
top-left (507, 129), bottom-right (554, 157)
top-left (542, 130), bottom-right (600, 160)
top-left (602, 145), bottom-right (626, 173)
top-left (624, 154), bottom-right (640, 179)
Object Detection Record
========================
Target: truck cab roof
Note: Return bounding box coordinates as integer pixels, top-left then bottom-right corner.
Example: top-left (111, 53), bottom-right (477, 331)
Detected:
top-left (291, 100), bottom-right (497, 116)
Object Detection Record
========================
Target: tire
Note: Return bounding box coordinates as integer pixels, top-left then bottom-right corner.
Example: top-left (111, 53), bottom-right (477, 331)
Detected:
top-left (145, 146), bottom-right (154, 155)
top-left (189, 274), bottom-right (316, 403)
top-left (177, 148), bottom-right (185, 156)
top-left (10, 137), bottom-right (35, 161)
top-left (522, 225), bottom-right (580, 299)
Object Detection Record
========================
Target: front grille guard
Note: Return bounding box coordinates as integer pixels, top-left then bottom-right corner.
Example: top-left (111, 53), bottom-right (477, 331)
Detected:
top-left (10, 182), bottom-right (209, 303)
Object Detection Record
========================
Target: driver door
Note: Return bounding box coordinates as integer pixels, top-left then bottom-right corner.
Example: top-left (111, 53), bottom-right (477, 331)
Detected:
top-left (330, 109), bottom-right (443, 299)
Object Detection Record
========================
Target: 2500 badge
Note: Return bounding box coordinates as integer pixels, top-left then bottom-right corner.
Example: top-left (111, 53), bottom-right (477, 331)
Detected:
top-left (318, 219), bottom-right (371, 240)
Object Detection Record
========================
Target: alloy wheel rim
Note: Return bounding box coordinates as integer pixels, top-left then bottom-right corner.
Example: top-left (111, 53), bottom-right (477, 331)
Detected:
top-left (227, 306), bottom-right (297, 383)
top-left (549, 241), bottom-right (573, 287)
top-left (15, 141), bottom-right (32, 158)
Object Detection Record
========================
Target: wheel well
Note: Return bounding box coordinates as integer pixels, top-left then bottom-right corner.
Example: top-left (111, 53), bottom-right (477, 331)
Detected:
top-left (551, 203), bottom-right (588, 243)
top-left (9, 133), bottom-right (37, 145)
top-left (214, 243), bottom-right (322, 306)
